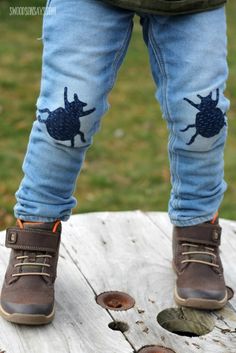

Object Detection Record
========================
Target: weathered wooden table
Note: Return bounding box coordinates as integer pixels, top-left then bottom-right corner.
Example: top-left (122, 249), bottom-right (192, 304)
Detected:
top-left (0, 211), bottom-right (236, 353)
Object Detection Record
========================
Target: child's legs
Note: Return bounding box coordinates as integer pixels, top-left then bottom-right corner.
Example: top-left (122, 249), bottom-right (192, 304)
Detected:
top-left (142, 7), bottom-right (229, 226)
top-left (14, 0), bottom-right (134, 221)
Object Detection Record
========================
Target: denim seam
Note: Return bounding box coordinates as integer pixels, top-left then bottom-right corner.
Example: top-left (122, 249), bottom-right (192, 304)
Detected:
top-left (149, 25), bottom-right (170, 121)
top-left (102, 20), bottom-right (133, 120)
top-left (148, 21), bottom-right (180, 219)
top-left (107, 21), bottom-right (133, 93)
top-left (47, 0), bottom-right (52, 8)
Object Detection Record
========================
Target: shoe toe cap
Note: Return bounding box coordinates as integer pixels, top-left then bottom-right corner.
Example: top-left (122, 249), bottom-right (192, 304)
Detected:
top-left (177, 287), bottom-right (227, 301)
top-left (1, 299), bottom-right (54, 316)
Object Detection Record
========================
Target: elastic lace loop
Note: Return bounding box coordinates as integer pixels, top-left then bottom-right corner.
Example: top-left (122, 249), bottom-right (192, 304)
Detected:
top-left (12, 254), bottom-right (52, 277)
top-left (180, 242), bottom-right (219, 268)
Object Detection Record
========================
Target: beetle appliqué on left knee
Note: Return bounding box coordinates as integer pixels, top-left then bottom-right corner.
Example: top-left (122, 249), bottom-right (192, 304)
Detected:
top-left (181, 89), bottom-right (226, 145)
top-left (37, 87), bottom-right (96, 147)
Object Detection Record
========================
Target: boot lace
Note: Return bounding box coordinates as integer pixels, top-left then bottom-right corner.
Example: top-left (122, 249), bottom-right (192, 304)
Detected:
top-left (12, 254), bottom-right (52, 277)
top-left (181, 243), bottom-right (219, 268)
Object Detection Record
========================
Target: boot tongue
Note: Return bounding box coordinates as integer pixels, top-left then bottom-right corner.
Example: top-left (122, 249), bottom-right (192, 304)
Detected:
top-left (17, 219), bottom-right (61, 233)
top-left (22, 221), bottom-right (56, 231)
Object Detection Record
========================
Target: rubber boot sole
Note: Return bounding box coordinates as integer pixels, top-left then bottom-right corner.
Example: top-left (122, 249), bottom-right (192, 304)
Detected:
top-left (0, 303), bottom-right (55, 325)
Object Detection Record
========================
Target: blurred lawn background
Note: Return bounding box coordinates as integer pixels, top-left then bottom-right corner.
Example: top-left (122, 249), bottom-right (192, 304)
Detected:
top-left (0, 0), bottom-right (235, 230)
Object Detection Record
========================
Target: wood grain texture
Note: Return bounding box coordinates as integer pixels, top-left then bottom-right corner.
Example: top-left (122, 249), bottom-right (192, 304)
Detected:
top-left (0, 222), bottom-right (132, 353)
top-left (0, 211), bottom-right (236, 353)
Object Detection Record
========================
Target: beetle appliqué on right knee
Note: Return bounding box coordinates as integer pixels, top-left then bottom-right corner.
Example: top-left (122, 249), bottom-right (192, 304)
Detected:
top-left (181, 89), bottom-right (226, 145)
top-left (37, 87), bottom-right (96, 147)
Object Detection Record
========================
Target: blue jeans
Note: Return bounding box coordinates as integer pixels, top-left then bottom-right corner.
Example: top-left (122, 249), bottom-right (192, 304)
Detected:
top-left (14, 0), bottom-right (229, 226)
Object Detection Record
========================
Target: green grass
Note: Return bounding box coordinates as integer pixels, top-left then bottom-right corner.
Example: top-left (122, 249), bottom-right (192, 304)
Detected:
top-left (0, 0), bottom-right (236, 229)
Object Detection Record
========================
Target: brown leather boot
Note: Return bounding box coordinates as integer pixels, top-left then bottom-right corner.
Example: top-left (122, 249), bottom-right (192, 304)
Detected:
top-left (173, 218), bottom-right (228, 310)
top-left (0, 220), bottom-right (61, 325)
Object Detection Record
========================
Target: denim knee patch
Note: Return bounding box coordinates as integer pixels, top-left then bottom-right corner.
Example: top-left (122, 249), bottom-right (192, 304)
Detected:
top-left (179, 88), bottom-right (227, 150)
top-left (37, 87), bottom-right (96, 148)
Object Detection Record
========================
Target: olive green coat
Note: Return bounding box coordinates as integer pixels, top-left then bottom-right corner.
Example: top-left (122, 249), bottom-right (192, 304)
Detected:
top-left (102, 0), bottom-right (227, 15)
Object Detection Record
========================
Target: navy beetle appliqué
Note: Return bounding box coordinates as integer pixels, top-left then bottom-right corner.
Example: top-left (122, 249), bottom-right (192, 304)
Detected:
top-left (181, 89), bottom-right (226, 145)
top-left (37, 87), bottom-right (96, 147)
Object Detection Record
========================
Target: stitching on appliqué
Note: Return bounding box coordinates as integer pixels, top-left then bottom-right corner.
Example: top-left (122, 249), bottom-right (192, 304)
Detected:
top-left (37, 87), bottom-right (96, 147)
top-left (181, 88), bottom-right (226, 145)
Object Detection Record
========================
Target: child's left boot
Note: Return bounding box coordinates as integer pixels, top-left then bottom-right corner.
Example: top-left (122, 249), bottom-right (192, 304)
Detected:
top-left (172, 218), bottom-right (228, 310)
top-left (0, 220), bottom-right (61, 325)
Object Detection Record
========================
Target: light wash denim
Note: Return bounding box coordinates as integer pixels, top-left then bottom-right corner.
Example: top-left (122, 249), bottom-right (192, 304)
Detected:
top-left (14, 0), bottom-right (229, 226)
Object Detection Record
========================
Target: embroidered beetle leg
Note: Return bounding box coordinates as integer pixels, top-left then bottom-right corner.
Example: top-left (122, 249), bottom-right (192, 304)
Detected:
top-left (180, 124), bottom-right (195, 132)
top-left (186, 132), bottom-right (198, 145)
top-left (78, 131), bottom-right (86, 143)
top-left (183, 97), bottom-right (199, 109)
top-left (38, 108), bottom-right (51, 114)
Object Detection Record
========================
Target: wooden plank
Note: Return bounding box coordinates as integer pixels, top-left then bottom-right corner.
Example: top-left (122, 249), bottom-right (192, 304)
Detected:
top-left (0, 228), bottom-right (133, 353)
top-left (147, 212), bottom-right (236, 309)
top-left (0, 211), bottom-right (236, 353)
top-left (62, 211), bottom-right (236, 353)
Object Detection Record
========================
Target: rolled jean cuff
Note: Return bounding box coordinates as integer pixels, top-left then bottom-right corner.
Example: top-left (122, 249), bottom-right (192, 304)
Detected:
top-left (170, 213), bottom-right (219, 227)
top-left (13, 213), bottom-right (70, 222)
